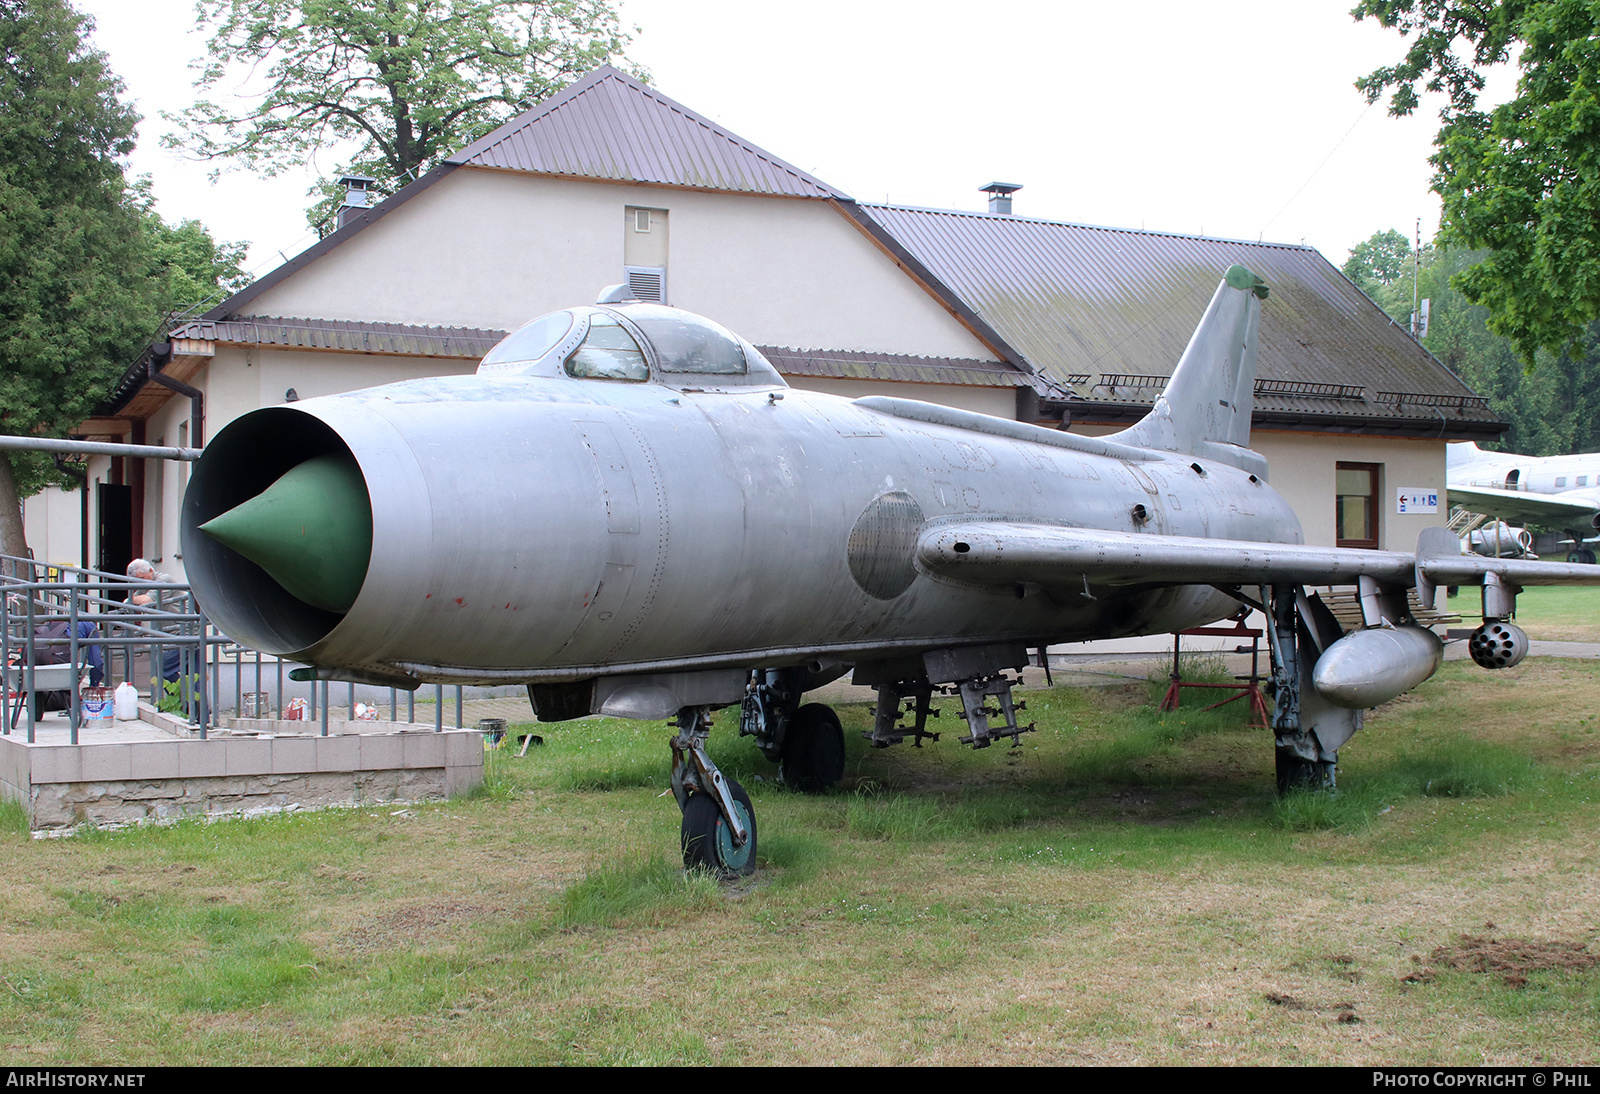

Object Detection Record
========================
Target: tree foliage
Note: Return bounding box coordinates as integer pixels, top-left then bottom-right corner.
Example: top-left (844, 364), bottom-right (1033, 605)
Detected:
top-left (1354, 0), bottom-right (1600, 364)
top-left (1385, 237), bottom-right (1600, 457)
top-left (0, 0), bottom-right (160, 553)
top-left (1343, 228), bottom-right (1427, 328)
top-left (1343, 228), bottom-right (1414, 288)
top-left (141, 198), bottom-right (252, 322)
top-left (165, 0), bottom-right (645, 230)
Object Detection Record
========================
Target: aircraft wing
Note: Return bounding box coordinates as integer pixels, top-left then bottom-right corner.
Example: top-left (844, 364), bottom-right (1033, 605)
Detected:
top-left (917, 523), bottom-right (1600, 590)
top-left (1447, 484), bottom-right (1600, 528)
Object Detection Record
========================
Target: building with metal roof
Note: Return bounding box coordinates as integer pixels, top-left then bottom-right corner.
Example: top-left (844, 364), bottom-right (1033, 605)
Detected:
top-left (853, 203), bottom-right (1491, 436)
top-left (32, 64), bottom-right (1492, 574)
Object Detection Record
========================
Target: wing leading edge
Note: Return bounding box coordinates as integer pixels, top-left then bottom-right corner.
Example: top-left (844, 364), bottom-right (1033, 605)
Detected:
top-left (1447, 484), bottom-right (1600, 530)
top-left (917, 523), bottom-right (1600, 590)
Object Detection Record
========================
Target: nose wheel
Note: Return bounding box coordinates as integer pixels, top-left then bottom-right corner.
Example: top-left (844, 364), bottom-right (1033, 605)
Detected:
top-left (670, 706), bottom-right (758, 877)
top-left (681, 779), bottom-right (757, 877)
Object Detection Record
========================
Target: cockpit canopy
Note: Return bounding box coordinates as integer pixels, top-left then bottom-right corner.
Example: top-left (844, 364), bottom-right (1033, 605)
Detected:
top-left (477, 303), bottom-right (787, 389)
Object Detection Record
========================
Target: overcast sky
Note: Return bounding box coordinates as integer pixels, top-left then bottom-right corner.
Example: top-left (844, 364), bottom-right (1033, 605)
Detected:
top-left (76, 0), bottom-right (1513, 281)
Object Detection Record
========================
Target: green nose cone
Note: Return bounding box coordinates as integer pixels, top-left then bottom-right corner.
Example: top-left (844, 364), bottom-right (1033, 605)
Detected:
top-left (199, 453), bottom-right (372, 614)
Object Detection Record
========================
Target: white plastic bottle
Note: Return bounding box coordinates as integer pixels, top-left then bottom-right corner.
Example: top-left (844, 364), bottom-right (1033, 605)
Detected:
top-left (114, 681), bottom-right (140, 721)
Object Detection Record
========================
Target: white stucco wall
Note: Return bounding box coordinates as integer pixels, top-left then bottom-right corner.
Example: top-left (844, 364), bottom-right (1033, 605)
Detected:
top-left (1253, 431), bottom-right (1448, 551)
top-left (20, 484), bottom-right (83, 570)
top-left (247, 169), bottom-right (996, 362)
top-left (139, 395), bottom-right (198, 580)
top-left (202, 346), bottom-right (479, 442)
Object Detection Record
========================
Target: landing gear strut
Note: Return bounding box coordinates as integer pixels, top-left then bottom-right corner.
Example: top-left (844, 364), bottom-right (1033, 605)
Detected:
top-left (1262, 583), bottom-right (1361, 793)
top-left (671, 706), bottom-right (757, 877)
top-left (1563, 528), bottom-right (1596, 564)
top-left (738, 668), bottom-right (845, 793)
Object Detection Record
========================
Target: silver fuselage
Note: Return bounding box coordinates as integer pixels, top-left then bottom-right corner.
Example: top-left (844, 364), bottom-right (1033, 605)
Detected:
top-left (186, 370), bottom-right (1302, 684)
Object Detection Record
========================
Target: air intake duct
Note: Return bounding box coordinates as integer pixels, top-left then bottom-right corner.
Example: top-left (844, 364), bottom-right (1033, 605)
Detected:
top-left (182, 408), bottom-right (372, 656)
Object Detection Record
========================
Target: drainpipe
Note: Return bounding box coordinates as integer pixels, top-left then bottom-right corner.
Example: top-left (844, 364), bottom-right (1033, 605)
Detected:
top-left (146, 342), bottom-right (204, 447)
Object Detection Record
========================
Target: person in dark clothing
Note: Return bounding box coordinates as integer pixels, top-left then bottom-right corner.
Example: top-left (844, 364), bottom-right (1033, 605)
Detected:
top-left (25, 616), bottom-right (105, 716)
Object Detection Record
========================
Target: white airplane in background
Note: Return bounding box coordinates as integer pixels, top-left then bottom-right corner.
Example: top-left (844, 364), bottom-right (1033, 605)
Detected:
top-left (1448, 442), bottom-right (1600, 562)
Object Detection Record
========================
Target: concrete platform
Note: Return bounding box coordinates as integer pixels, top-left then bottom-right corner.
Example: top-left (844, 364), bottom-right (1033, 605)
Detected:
top-left (0, 704), bottom-right (483, 834)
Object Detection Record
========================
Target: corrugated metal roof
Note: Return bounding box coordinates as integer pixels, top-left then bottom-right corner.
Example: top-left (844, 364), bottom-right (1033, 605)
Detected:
top-left (169, 316), bottom-right (508, 358)
top-left (856, 204), bottom-right (1493, 426)
top-left (161, 320), bottom-right (1032, 390)
top-left (757, 347), bottom-right (1031, 389)
top-left (450, 66), bottom-right (845, 199)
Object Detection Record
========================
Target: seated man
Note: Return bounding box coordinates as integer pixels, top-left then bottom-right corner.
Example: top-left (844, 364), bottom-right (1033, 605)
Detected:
top-left (123, 558), bottom-right (190, 699)
top-left (125, 558), bottom-right (173, 608)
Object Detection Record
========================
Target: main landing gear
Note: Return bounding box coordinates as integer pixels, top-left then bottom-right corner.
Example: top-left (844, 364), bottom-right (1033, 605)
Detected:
top-left (1260, 583), bottom-right (1361, 794)
top-left (738, 667), bottom-right (846, 793)
top-left (667, 648), bottom-right (1034, 875)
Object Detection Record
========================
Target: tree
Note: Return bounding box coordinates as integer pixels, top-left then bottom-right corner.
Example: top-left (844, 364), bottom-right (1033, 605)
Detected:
top-left (141, 202), bottom-right (252, 323)
top-left (1354, 1), bottom-right (1600, 364)
top-left (0, 0), bottom-right (161, 559)
top-left (1342, 228), bottom-right (1423, 324)
top-left (1384, 237), bottom-right (1600, 458)
top-left (1343, 228), bottom-right (1414, 287)
top-left (165, 0), bottom-right (645, 230)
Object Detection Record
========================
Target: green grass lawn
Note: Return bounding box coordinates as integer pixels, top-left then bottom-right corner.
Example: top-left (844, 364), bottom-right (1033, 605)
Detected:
top-left (1446, 583), bottom-right (1600, 642)
top-left (2, 658), bottom-right (1596, 1065)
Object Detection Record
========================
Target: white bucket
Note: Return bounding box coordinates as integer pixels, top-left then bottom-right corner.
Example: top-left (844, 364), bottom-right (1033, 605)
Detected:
top-left (81, 686), bottom-right (113, 729)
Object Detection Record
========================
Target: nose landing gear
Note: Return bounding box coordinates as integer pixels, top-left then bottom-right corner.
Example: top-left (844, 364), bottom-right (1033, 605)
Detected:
top-left (670, 706), bottom-right (758, 877)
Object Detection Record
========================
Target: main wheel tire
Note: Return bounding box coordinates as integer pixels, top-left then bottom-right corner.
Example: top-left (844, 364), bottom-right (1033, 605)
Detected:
top-left (780, 703), bottom-right (845, 793)
top-left (1275, 750), bottom-right (1332, 796)
top-left (681, 778), bottom-right (757, 878)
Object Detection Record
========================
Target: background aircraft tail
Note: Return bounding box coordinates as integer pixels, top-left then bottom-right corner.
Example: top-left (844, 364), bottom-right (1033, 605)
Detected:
top-left (1109, 265), bottom-right (1267, 467)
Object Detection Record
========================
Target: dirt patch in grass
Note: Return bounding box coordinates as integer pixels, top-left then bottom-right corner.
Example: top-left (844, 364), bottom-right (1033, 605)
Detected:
top-left (340, 900), bottom-right (504, 954)
top-left (1428, 934), bottom-right (1599, 987)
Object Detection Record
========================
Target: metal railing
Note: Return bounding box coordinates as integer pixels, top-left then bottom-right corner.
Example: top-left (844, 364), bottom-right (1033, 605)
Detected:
top-left (3, 554), bottom-right (214, 743)
top-left (1374, 390), bottom-right (1493, 412)
top-left (1, 554), bottom-right (484, 743)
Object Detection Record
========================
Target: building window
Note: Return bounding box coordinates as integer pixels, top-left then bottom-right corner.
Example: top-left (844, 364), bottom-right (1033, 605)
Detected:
top-left (1336, 462), bottom-right (1379, 549)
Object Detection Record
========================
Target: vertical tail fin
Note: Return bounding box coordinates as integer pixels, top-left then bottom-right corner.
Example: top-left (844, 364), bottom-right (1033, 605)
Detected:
top-left (1109, 265), bottom-right (1267, 464)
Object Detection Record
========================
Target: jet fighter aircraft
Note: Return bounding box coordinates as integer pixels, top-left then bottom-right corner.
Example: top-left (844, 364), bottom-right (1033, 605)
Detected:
top-left (182, 267), bottom-right (1600, 876)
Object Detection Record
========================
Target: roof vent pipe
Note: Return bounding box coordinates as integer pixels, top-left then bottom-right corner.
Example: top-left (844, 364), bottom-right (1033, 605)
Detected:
top-left (336, 175), bottom-right (377, 230)
top-left (981, 181), bottom-right (1022, 215)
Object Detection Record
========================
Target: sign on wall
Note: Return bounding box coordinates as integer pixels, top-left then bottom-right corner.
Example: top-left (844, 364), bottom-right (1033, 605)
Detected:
top-left (1396, 487), bottom-right (1439, 514)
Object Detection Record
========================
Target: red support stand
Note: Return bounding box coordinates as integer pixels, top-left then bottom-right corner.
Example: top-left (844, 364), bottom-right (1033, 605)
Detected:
top-left (1158, 619), bottom-right (1270, 729)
